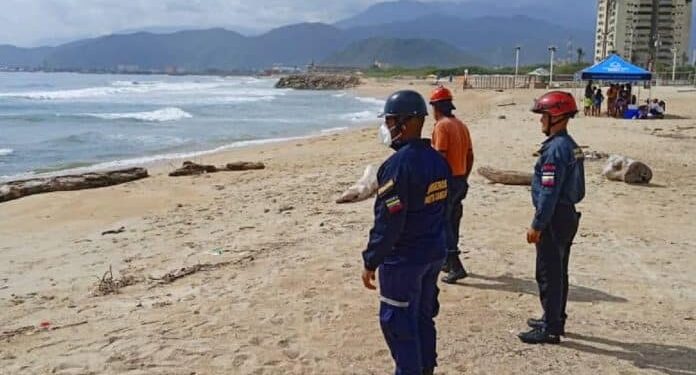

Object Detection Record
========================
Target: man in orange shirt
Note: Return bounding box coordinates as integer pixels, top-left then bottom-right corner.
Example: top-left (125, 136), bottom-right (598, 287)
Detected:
top-left (430, 86), bottom-right (474, 284)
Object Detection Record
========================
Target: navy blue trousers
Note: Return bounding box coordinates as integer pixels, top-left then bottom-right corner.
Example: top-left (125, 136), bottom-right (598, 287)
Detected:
top-left (445, 177), bottom-right (468, 255)
top-left (378, 260), bottom-right (443, 375)
top-left (535, 205), bottom-right (580, 334)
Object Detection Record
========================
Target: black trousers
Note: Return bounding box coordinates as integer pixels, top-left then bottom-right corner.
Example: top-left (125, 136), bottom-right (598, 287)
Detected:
top-left (445, 176), bottom-right (468, 255)
top-left (535, 205), bottom-right (580, 334)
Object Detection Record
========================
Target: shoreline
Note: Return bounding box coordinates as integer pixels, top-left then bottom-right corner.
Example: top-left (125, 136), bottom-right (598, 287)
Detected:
top-left (0, 78), bottom-right (386, 183)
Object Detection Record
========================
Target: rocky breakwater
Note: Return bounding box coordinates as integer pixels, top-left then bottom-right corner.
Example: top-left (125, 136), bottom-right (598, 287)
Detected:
top-left (275, 74), bottom-right (361, 90)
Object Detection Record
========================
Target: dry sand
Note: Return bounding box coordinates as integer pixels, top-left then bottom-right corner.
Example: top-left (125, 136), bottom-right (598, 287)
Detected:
top-left (1, 79), bottom-right (695, 374)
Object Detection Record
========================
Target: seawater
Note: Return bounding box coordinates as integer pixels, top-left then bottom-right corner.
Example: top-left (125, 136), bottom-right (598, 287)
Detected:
top-left (0, 72), bottom-right (383, 181)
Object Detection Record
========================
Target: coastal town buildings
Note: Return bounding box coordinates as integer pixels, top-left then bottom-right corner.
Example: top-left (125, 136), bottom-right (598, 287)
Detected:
top-left (595, 0), bottom-right (693, 69)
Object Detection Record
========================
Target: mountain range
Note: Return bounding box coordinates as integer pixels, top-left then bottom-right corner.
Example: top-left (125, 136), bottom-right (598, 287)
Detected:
top-left (0, 1), bottom-right (623, 71)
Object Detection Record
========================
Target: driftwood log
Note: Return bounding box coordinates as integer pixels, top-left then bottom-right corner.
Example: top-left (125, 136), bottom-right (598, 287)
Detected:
top-left (336, 165), bottom-right (378, 204)
top-left (478, 166), bottom-right (533, 186)
top-left (0, 168), bottom-right (148, 203)
top-left (169, 161), bottom-right (265, 177)
top-left (602, 155), bottom-right (653, 184)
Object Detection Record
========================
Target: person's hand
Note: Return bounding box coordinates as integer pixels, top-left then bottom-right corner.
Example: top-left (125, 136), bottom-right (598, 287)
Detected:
top-left (526, 228), bottom-right (542, 244)
top-left (362, 269), bottom-right (376, 290)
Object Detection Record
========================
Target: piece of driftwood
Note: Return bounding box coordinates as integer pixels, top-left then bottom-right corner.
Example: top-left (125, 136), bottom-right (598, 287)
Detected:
top-left (226, 161), bottom-right (265, 171)
top-left (478, 166), bottom-right (533, 186)
top-left (168, 161), bottom-right (218, 176)
top-left (336, 165), bottom-right (378, 204)
top-left (169, 161), bottom-right (266, 177)
top-left (602, 155), bottom-right (653, 184)
top-left (0, 168), bottom-right (148, 203)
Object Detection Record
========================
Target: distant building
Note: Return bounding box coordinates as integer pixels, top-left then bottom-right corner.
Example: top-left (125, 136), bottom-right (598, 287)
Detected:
top-left (595, 0), bottom-right (693, 69)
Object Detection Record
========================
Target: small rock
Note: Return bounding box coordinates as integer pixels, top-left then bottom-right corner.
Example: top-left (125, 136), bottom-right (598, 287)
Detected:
top-left (498, 115), bottom-right (507, 120)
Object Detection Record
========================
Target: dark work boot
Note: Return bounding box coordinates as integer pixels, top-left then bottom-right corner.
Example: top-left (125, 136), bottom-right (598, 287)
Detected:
top-left (527, 318), bottom-right (565, 336)
top-left (527, 318), bottom-right (545, 329)
top-left (518, 327), bottom-right (561, 344)
top-left (422, 368), bottom-right (434, 375)
top-left (441, 258), bottom-right (450, 273)
top-left (441, 255), bottom-right (467, 284)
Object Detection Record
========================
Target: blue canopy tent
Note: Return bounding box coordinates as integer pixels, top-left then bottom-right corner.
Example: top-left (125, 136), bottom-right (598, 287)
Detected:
top-left (579, 54), bottom-right (652, 81)
top-left (575, 54), bottom-right (654, 118)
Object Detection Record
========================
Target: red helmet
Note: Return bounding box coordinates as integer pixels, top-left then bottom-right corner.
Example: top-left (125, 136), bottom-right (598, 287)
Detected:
top-left (531, 91), bottom-right (578, 118)
top-left (429, 86), bottom-right (453, 103)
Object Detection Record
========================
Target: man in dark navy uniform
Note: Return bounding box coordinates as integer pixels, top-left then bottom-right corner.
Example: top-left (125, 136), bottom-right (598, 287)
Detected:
top-left (520, 91), bottom-right (585, 345)
top-left (362, 90), bottom-right (451, 374)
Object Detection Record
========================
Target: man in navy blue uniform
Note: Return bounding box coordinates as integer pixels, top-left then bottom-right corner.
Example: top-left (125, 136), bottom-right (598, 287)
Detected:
top-left (520, 91), bottom-right (585, 344)
top-left (362, 90), bottom-right (450, 374)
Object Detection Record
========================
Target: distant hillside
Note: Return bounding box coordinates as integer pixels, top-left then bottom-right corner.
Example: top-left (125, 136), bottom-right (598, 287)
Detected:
top-left (0, 45), bottom-right (52, 67)
top-left (323, 37), bottom-right (485, 68)
top-left (335, 0), bottom-right (597, 33)
top-left (348, 14), bottom-right (594, 66)
top-left (0, 14), bottom-right (596, 71)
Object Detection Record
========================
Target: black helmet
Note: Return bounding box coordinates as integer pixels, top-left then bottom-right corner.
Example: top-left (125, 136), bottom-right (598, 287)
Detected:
top-left (379, 90), bottom-right (428, 118)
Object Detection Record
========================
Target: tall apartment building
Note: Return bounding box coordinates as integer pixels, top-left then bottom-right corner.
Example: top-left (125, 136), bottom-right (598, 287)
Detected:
top-left (595, 0), bottom-right (692, 69)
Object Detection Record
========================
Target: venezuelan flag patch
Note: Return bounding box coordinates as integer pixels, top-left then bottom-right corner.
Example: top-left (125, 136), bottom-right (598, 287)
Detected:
top-left (385, 196), bottom-right (403, 214)
top-left (542, 163), bottom-right (555, 187)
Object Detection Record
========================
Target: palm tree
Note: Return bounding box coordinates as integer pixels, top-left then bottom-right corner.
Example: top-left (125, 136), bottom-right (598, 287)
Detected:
top-left (577, 48), bottom-right (585, 64)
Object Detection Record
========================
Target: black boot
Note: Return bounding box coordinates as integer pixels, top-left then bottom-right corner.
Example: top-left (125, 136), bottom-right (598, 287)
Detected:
top-left (441, 255), bottom-right (467, 284)
top-left (527, 317), bottom-right (565, 335)
top-left (518, 327), bottom-right (561, 344)
top-left (422, 368), bottom-right (434, 375)
top-left (527, 318), bottom-right (545, 329)
top-left (441, 258), bottom-right (450, 273)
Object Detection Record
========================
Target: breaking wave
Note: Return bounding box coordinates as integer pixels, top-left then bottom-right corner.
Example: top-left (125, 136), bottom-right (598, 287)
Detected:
top-left (83, 107), bottom-right (193, 122)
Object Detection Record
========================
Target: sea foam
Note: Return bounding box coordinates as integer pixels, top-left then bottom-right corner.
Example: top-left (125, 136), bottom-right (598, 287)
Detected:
top-left (83, 107), bottom-right (193, 122)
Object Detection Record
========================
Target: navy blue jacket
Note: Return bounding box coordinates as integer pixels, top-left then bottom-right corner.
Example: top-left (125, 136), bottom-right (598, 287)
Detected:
top-left (362, 139), bottom-right (450, 271)
top-left (531, 130), bottom-right (586, 231)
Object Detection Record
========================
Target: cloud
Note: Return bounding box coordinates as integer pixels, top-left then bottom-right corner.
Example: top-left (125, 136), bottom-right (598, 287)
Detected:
top-left (0, 0), bottom-right (383, 46)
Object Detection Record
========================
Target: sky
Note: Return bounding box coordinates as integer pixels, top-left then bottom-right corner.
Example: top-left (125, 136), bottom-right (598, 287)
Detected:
top-left (0, 0), bottom-right (552, 47)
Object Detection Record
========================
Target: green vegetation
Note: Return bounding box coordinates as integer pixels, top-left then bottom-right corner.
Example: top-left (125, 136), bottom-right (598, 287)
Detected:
top-left (364, 62), bottom-right (592, 78)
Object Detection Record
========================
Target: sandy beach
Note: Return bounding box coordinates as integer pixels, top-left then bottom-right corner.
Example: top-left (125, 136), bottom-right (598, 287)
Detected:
top-left (1, 79), bottom-right (695, 374)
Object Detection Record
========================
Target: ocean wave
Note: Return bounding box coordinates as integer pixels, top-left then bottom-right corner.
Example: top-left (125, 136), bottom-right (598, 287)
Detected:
top-left (355, 97), bottom-right (384, 106)
top-left (0, 135), bottom-right (309, 183)
top-left (0, 81), bottom-right (230, 100)
top-left (332, 92), bottom-right (347, 98)
top-left (320, 127), bottom-right (349, 134)
top-left (83, 107), bottom-right (193, 122)
top-left (340, 110), bottom-right (378, 122)
top-left (0, 148), bottom-right (13, 157)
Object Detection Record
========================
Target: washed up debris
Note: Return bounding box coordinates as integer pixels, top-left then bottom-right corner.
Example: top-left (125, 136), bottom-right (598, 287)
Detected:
top-left (584, 151), bottom-right (610, 160)
top-left (0, 168), bottom-right (148, 203)
top-left (226, 161), bottom-right (265, 171)
top-left (478, 166), bottom-right (532, 186)
top-left (92, 265), bottom-right (138, 296)
top-left (336, 165), bottom-right (378, 204)
top-left (101, 226), bottom-right (126, 236)
top-left (498, 115), bottom-right (507, 120)
top-left (602, 155), bottom-right (653, 184)
top-left (497, 102), bottom-right (516, 107)
top-left (169, 161), bottom-right (265, 177)
top-left (1, 321), bottom-right (88, 342)
top-left (148, 256), bottom-right (254, 287)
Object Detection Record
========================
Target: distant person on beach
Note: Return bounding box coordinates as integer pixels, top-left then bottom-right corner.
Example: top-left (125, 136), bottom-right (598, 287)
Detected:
top-left (593, 88), bottom-right (604, 117)
top-left (362, 90), bottom-right (450, 375)
top-left (521, 91), bottom-right (585, 345)
top-left (607, 84), bottom-right (618, 117)
top-left (429, 86), bottom-right (474, 284)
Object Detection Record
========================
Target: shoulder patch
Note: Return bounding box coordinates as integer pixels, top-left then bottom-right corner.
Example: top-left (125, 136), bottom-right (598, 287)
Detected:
top-left (378, 179), bottom-right (395, 196)
top-left (385, 196), bottom-right (403, 214)
top-left (542, 163), bottom-right (556, 187)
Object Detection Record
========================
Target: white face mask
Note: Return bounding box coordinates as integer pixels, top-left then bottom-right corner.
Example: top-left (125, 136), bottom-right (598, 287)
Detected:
top-left (378, 123), bottom-right (393, 147)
